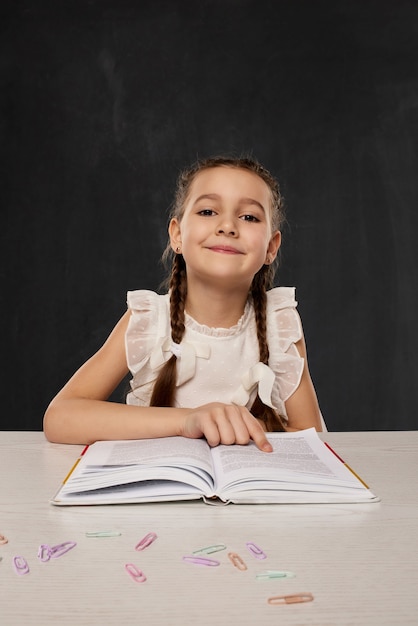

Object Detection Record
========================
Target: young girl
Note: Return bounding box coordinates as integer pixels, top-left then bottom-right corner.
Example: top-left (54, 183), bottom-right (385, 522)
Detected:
top-left (44, 155), bottom-right (324, 451)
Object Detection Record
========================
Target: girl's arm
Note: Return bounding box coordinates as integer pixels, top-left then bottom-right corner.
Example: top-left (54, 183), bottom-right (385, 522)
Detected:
top-left (43, 310), bottom-right (272, 450)
top-left (284, 334), bottom-right (323, 432)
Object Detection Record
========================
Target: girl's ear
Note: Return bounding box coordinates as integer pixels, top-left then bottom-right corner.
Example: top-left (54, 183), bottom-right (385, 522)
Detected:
top-left (168, 217), bottom-right (182, 253)
top-left (265, 230), bottom-right (282, 264)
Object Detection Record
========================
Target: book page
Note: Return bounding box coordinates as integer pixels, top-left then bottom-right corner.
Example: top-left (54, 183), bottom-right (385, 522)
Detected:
top-left (61, 436), bottom-right (215, 496)
top-left (211, 428), bottom-right (365, 492)
top-left (84, 436), bottom-right (213, 471)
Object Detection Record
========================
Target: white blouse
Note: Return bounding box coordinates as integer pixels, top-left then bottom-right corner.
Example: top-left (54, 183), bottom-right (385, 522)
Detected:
top-left (125, 287), bottom-right (305, 423)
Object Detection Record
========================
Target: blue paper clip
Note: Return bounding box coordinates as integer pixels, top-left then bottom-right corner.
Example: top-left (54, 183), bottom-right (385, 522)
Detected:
top-left (135, 532), bottom-right (157, 551)
top-left (246, 542), bottom-right (267, 560)
top-left (192, 544), bottom-right (227, 555)
top-left (228, 552), bottom-right (247, 571)
top-left (13, 556), bottom-right (30, 576)
top-left (50, 541), bottom-right (77, 558)
top-left (182, 556), bottom-right (220, 567)
top-left (125, 563), bottom-right (147, 583)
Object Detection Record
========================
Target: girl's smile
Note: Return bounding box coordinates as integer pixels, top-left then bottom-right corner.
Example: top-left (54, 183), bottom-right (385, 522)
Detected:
top-left (206, 244), bottom-right (244, 254)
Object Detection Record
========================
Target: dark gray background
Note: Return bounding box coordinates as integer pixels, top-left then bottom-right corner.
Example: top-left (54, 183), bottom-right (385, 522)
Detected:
top-left (2, 0), bottom-right (417, 431)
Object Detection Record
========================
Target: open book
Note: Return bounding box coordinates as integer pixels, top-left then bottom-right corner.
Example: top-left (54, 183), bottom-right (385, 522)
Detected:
top-left (51, 428), bottom-right (379, 506)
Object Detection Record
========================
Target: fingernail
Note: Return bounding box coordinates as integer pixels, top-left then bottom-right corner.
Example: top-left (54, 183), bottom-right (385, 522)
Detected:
top-left (262, 442), bottom-right (273, 452)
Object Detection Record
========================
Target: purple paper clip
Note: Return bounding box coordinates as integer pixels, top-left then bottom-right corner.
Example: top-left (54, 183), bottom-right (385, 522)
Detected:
top-left (50, 541), bottom-right (77, 558)
top-left (135, 532), bottom-right (157, 551)
top-left (246, 542), bottom-right (267, 560)
top-left (125, 563), bottom-right (147, 583)
top-left (13, 556), bottom-right (30, 576)
top-left (38, 544), bottom-right (52, 562)
top-left (182, 556), bottom-right (220, 567)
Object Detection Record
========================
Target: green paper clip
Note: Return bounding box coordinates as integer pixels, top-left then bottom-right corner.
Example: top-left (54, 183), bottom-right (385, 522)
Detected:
top-left (85, 531), bottom-right (122, 538)
top-left (256, 570), bottom-right (296, 580)
top-left (192, 544), bottom-right (227, 555)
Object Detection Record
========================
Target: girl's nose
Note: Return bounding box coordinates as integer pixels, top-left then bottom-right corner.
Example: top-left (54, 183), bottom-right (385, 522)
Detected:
top-left (216, 218), bottom-right (237, 237)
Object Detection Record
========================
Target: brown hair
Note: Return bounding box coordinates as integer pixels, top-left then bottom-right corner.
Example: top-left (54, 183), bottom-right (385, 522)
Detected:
top-left (149, 155), bottom-right (287, 431)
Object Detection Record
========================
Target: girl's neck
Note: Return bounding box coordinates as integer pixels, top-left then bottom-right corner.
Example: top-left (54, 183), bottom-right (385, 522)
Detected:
top-left (184, 285), bottom-right (249, 328)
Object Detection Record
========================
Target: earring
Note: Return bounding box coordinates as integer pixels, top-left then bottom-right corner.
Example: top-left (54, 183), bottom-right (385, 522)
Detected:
top-left (176, 246), bottom-right (182, 254)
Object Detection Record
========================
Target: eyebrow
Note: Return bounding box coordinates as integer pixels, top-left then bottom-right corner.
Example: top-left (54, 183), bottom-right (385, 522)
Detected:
top-left (193, 194), bottom-right (266, 212)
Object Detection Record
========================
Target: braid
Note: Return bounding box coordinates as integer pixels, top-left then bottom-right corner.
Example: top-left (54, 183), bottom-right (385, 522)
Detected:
top-left (250, 266), bottom-right (287, 432)
top-left (149, 255), bottom-right (187, 407)
top-left (169, 254), bottom-right (187, 344)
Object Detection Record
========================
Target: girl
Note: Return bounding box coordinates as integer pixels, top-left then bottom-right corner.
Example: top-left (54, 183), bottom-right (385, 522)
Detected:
top-left (44, 156), bottom-right (324, 450)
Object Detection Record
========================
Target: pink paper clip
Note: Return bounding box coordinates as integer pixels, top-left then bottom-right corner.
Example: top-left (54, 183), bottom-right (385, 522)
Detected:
top-left (135, 532), bottom-right (157, 551)
top-left (0, 533), bottom-right (8, 545)
top-left (13, 556), bottom-right (30, 576)
top-left (38, 544), bottom-right (52, 562)
top-left (228, 552), bottom-right (248, 571)
top-left (50, 541), bottom-right (77, 558)
top-left (182, 556), bottom-right (220, 567)
top-left (246, 541), bottom-right (267, 560)
top-left (125, 563), bottom-right (147, 583)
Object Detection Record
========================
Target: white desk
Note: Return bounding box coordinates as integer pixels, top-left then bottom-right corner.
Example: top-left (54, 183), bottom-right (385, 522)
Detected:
top-left (0, 431), bottom-right (417, 625)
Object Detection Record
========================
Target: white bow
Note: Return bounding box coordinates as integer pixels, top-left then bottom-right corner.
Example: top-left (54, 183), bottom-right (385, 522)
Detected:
top-left (149, 337), bottom-right (211, 387)
top-left (231, 362), bottom-right (276, 409)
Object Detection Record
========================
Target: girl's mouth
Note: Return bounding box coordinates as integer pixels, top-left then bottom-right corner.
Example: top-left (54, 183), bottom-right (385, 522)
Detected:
top-left (208, 246), bottom-right (243, 255)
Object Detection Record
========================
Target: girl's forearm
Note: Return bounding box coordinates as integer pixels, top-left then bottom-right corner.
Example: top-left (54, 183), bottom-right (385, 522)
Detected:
top-left (43, 398), bottom-right (188, 445)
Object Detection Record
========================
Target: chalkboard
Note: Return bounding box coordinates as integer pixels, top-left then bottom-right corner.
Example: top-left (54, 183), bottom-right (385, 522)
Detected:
top-left (2, 0), bottom-right (418, 431)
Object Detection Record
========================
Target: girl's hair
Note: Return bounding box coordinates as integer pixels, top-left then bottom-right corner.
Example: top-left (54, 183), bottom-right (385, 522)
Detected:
top-left (149, 155), bottom-right (287, 431)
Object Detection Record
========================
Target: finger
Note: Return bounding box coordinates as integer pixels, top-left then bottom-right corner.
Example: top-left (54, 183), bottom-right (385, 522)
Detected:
top-left (200, 415), bottom-right (223, 447)
top-left (241, 411), bottom-right (273, 452)
top-left (222, 406), bottom-right (252, 445)
top-left (207, 408), bottom-right (237, 446)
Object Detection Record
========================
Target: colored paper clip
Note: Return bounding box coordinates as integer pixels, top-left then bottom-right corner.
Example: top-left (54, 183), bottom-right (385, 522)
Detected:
top-left (192, 544), bottom-right (227, 555)
top-left (50, 541), bottom-right (77, 558)
top-left (0, 533), bottom-right (8, 545)
top-left (13, 556), bottom-right (30, 576)
top-left (86, 531), bottom-right (122, 538)
top-left (182, 556), bottom-right (220, 567)
top-left (228, 552), bottom-right (247, 571)
top-left (246, 542), bottom-right (267, 560)
top-left (125, 563), bottom-right (147, 583)
top-left (268, 593), bottom-right (314, 605)
top-left (135, 532), bottom-right (157, 551)
top-left (256, 570), bottom-right (296, 580)
top-left (38, 544), bottom-right (52, 562)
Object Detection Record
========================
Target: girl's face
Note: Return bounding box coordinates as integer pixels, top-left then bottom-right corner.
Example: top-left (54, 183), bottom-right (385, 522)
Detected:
top-left (169, 167), bottom-right (281, 290)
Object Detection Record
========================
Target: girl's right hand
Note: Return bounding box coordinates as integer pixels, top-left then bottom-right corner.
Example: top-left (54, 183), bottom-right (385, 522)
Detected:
top-left (179, 402), bottom-right (273, 452)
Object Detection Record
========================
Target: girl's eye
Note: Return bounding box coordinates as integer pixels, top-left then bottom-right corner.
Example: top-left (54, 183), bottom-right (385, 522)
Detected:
top-left (240, 214), bottom-right (260, 222)
top-left (198, 208), bottom-right (216, 216)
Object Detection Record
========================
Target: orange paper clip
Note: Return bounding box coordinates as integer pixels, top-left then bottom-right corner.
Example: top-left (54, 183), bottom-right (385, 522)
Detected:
top-left (268, 593), bottom-right (314, 605)
top-left (0, 533), bottom-right (8, 545)
top-left (228, 552), bottom-right (247, 571)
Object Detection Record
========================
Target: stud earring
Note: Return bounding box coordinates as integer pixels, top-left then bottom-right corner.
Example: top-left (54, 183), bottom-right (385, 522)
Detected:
top-left (176, 246), bottom-right (182, 254)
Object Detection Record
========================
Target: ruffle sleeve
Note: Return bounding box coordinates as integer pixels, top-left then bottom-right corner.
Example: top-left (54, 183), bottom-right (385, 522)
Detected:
top-left (125, 290), bottom-right (171, 404)
top-left (267, 287), bottom-right (304, 416)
